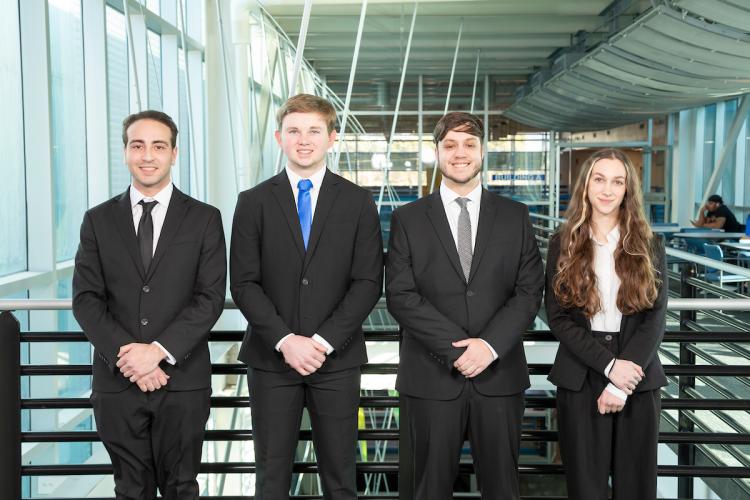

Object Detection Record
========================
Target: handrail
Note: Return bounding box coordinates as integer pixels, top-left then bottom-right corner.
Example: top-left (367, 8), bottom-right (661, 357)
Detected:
top-left (4, 297), bottom-right (750, 311)
top-left (667, 246), bottom-right (750, 279)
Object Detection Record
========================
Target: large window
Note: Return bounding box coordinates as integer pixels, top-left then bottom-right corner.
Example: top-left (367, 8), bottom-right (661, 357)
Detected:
top-left (147, 30), bottom-right (163, 110)
top-left (178, 47), bottom-right (191, 194)
top-left (48, 0), bottom-right (88, 262)
top-left (0, 0), bottom-right (27, 276)
top-left (106, 6), bottom-right (130, 196)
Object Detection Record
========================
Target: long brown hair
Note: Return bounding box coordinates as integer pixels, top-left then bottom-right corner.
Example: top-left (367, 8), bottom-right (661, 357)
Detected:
top-left (552, 149), bottom-right (659, 317)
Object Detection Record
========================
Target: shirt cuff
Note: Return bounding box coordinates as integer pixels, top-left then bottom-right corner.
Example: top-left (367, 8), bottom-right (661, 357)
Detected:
top-left (605, 383), bottom-right (628, 402)
top-left (151, 341), bottom-right (175, 365)
top-left (275, 333), bottom-right (295, 352)
top-left (312, 334), bottom-right (334, 355)
top-left (604, 358), bottom-right (616, 377)
top-left (479, 339), bottom-right (499, 361)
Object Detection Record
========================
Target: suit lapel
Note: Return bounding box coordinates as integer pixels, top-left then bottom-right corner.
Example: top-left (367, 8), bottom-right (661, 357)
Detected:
top-left (426, 192), bottom-right (466, 282)
top-left (270, 171), bottom-right (306, 261)
top-left (147, 187), bottom-right (189, 280)
top-left (303, 169), bottom-right (340, 271)
top-left (468, 189), bottom-right (497, 283)
top-left (113, 188), bottom-right (146, 279)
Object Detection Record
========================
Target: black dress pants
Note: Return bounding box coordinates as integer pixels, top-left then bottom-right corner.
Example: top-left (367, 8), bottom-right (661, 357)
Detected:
top-left (404, 383), bottom-right (525, 500)
top-left (91, 385), bottom-right (211, 500)
top-left (556, 331), bottom-right (660, 500)
top-left (248, 367), bottom-right (361, 500)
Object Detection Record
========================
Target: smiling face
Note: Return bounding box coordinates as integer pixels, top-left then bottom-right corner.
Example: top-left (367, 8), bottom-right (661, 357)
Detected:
top-left (124, 119), bottom-right (177, 196)
top-left (586, 157), bottom-right (627, 219)
top-left (436, 129), bottom-right (483, 192)
top-left (275, 112), bottom-right (336, 176)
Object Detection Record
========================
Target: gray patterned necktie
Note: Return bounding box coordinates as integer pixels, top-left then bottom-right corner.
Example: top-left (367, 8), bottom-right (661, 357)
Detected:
top-left (456, 197), bottom-right (472, 281)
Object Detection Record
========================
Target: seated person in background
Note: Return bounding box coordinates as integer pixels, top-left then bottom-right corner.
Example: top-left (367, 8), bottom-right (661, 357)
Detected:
top-left (692, 194), bottom-right (745, 232)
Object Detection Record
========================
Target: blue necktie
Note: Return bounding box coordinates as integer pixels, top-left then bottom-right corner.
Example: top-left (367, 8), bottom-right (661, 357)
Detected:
top-left (298, 179), bottom-right (313, 249)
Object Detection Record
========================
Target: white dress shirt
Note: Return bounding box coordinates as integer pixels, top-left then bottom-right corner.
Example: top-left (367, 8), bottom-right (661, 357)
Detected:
top-left (129, 183), bottom-right (176, 365)
top-left (591, 226), bottom-right (628, 402)
top-left (440, 182), bottom-right (481, 252)
top-left (439, 181), bottom-right (498, 361)
top-left (286, 164), bottom-right (327, 216)
top-left (275, 165), bottom-right (334, 355)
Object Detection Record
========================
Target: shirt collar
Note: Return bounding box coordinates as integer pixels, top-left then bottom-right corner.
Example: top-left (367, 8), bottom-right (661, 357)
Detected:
top-left (439, 181), bottom-right (482, 209)
top-left (130, 183), bottom-right (173, 209)
top-left (591, 225), bottom-right (620, 247)
top-left (286, 165), bottom-right (327, 191)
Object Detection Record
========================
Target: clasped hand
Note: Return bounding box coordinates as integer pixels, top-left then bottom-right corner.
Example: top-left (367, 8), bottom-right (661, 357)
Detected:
top-left (608, 359), bottom-right (644, 395)
top-left (597, 389), bottom-right (625, 415)
top-left (117, 343), bottom-right (168, 392)
top-left (452, 339), bottom-right (493, 378)
top-left (280, 334), bottom-right (328, 376)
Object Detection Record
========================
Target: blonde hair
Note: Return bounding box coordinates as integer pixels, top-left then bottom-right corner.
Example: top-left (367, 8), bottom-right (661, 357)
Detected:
top-left (276, 94), bottom-right (337, 133)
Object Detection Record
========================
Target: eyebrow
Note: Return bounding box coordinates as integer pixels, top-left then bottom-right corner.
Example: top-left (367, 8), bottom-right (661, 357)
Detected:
top-left (128, 139), bottom-right (170, 146)
top-left (592, 172), bottom-right (625, 179)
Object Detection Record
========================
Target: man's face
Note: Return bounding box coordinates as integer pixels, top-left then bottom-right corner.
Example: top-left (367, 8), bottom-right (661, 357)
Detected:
top-left (124, 119), bottom-right (176, 196)
top-left (436, 129), bottom-right (483, 187)
top-left (275, 112), bottom-right (336, 175)
top-left (707, 201), bottom-right (719, 212)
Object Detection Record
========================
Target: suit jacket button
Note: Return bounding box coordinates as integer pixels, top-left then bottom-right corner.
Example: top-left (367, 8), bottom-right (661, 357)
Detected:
top-left (142, 285), bottom-right (151, 293)
top-left (466, 290), bottom-right (475, 297)
top-left (605, 334), bottom-right (613, 341)
top-left (302, 278), bottom-right (309, 286)
top-left (140, 318), bottom-right (149, 326)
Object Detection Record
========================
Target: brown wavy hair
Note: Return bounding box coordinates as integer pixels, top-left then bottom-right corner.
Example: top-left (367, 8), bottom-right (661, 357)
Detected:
top-left (552, 149), bottom-right (659, 317)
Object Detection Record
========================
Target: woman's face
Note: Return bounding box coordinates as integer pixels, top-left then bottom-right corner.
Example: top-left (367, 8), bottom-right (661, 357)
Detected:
top-left (587, 157), bottom-right (627, 219)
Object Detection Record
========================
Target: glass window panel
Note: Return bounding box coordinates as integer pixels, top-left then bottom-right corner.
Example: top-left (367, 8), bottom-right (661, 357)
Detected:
top-left (178, 47), bottom-right (191, 194)
top-left (722, 99), bottom-right (737, 206)
top-left (48, 0), bottom-right (88, 262)
top-left (147, 30), bottom-right (162, 110)
top-left (701, 103), bottom-right (716, 201)
top-left (0, 1), bottom-right (27, 276)
top-left (146, 0), bottom-right (160, 15)
top-left (106, 6), bottom-right (130, 196)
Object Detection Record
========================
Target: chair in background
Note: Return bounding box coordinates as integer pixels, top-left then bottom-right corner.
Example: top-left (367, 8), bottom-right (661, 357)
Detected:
top-left (702, 244), bottom-right (749, 288)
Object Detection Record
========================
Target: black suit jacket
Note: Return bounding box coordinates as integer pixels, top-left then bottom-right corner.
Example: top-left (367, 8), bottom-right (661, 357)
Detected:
top-left (72, 187), bottom-right (227, 392)
top-left (230, 169), bottom-right (383, 372)
top-left (544, 233), bottom-right (668, 392)
top-left (386, 189), bottom-right (545, 400)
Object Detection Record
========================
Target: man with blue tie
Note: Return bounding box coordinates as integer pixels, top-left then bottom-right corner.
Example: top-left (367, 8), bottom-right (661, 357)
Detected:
top-left (230, 94), bottom-right (383, 499)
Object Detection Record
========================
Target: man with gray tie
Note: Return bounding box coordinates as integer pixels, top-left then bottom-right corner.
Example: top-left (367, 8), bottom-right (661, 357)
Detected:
top-left (386, 112), bottom-right (544, 499)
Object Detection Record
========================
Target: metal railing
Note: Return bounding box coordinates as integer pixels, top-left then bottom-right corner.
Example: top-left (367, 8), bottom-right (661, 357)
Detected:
top-left (2, 305), bottom-right (750, 499)
top-left (3, 218), bottom-right (750, 499)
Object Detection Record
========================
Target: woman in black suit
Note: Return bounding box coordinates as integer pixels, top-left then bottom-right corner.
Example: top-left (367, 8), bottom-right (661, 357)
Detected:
top-left (545, 148), bottom-right (668, 499)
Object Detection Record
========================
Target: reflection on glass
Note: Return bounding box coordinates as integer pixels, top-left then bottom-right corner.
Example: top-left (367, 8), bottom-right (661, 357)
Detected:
top-left (106, 5), bottom-right (130, 196)
top-left (49, 0), bottom-right (88, 262)
top-left (0, 1), bottom-right (27, 276)
top-left (147, 30), bottom-right (162, 110)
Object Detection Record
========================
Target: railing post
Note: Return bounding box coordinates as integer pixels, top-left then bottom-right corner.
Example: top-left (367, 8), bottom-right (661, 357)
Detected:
top-left (678, 263), bottom-right (697, 499)
top-left (398, 327), bottom-right (413, 500)
top-left (0, 311), bottom-right (21, 499)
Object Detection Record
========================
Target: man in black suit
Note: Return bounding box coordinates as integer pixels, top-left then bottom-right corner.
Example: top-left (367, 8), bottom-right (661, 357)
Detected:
top-left (72, 110), bottom-right (226, 499)
top-left (386, 112), bottom-right (544, 500)
top-left (230, 94), bottom-right (383, 499)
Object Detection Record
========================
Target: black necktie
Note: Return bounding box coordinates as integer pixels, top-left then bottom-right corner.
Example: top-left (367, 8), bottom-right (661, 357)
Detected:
top-left (138, 200), bottom-right (158, 272)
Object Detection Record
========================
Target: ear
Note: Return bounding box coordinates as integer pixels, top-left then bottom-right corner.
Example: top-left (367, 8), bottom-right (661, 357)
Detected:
top-left (327, 129), bottom-right (337, 148)
top-left (274, 130), bottom-right (282, 146)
